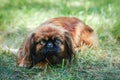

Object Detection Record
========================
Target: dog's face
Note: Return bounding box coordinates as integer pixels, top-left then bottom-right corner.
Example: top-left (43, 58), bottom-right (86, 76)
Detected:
top-left (35, 34), bottom-right (63, 56)
top-left (35, 35), bottom-right (63, 56)
top-left (33, 26), bottom-right (66, 59)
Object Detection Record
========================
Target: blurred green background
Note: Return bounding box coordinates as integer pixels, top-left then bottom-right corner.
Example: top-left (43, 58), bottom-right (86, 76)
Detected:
top-left (0, 0), bottom-right (120, 80)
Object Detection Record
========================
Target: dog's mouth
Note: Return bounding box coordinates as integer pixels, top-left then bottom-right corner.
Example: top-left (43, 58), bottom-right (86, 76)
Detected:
top-left (39, 47), bottom-right (60, 57)
top-left (46, 50), bottom-right (58, 55)
top-left (31, 47), bottom-right (60, 66)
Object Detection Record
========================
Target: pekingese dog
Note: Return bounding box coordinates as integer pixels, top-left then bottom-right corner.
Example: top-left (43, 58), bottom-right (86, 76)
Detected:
top-left (16, 17), bottom-right (98, 69)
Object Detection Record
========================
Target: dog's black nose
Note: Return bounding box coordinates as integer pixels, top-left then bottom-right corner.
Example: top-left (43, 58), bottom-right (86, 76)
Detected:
top-left (47, 42), bottom-right (53, 48)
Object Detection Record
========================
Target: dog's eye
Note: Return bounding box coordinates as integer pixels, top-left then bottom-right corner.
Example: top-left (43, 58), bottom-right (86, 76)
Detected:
top-left (55, 38), bottom-right (62, 45)
top-left (39, 39), bottom-right (46, 45)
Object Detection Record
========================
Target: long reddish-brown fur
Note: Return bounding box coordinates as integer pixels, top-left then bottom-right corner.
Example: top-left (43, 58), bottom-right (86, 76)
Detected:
top-left (16, 17), bottom-right (98, 69)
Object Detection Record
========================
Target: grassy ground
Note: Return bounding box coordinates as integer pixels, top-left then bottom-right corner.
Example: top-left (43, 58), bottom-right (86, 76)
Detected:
top-left (0, 0), bottom-right (120, 80)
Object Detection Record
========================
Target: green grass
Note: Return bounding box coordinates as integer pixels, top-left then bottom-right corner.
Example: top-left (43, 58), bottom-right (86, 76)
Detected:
top-left (0, 0), bottom-right (120, 80)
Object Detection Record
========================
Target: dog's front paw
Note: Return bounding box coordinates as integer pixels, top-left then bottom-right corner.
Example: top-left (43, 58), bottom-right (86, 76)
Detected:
top-left (18, 61), bottom-right (32, 68)
top-left (35, 61), bottom-right (48, 69)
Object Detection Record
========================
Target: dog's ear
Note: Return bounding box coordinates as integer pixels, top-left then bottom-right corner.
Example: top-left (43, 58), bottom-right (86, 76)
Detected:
top-left (16, 33), bottom-right (35, 68)
top-left (64, 32), bottom-right (75, 62)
